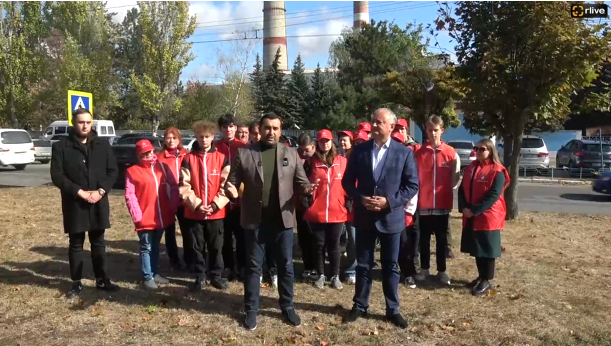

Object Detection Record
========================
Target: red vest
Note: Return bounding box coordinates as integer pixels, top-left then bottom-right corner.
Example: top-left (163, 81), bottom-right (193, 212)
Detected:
top-left (303, 155), bottom-right (348, 224)
top-left (461, 160), bottom-right (510, 231)
top-left (215, 138), bottom-right (246, 208)
top-left (126, 161), bottom-right (176, 231)
top-left (182, 146), bottom-right (228, 221)
top-left (415, 141), bottom-right (457, 210)
top-left (157, 149), bottom-right (187, 206)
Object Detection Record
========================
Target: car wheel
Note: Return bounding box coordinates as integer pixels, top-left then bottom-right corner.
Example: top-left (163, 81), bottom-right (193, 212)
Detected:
top-left (13, 164), bottom-right (26, 171)
top-left (39, 160), bottom-right (50, 164)
top-left (555, 157), bottom-right (562, 168)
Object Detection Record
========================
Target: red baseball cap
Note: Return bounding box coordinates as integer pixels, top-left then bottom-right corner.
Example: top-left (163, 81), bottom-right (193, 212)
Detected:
top-left (337, 130), bottom-right (353, 140)
top-left (391, 131), bottom-right (404, 143)
top-left (317, 129), bottom-right (333, 141)
top-left (396, 119), bottom-right (408, 128)
top-left (135, 139), bottom-right (155, 155)
top-left (357, 122), bottom-right (371, 133)
top-left (354, 131), bottom-right (369, 142)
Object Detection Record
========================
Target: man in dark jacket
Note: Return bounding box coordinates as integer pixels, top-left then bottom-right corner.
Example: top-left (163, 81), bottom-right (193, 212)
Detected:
top-left (50, 108), bottom-right (119, 298)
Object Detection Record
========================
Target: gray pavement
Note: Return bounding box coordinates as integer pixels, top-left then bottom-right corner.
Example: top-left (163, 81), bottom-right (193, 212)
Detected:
top-left (2, 162), bottom-right (610, 215)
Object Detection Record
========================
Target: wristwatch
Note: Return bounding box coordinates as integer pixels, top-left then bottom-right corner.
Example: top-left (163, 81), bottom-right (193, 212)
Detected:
top-left (98, 188), bottom-right (106, 197)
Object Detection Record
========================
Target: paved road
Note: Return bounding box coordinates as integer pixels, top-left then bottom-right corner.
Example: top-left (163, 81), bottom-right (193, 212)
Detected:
top-left (1, 163), bottom-right (610, 215)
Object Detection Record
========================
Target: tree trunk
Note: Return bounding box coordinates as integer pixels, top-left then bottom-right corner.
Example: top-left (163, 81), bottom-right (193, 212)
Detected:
top-left (503, 130), bottom-right (524, 220)
top-left (419, 124), bottom-right (427, 143)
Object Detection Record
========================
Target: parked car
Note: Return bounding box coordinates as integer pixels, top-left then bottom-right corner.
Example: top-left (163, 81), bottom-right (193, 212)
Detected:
top-left (498, 135), bottom-right (549, 168)
top-left (593, 170), bottom-right (611, 195)
top-left (112, 135), bottom-right (163, 188)
top-left (556, 139), bottom-right (611, 170)
top-left (447, 140), bottom-right (475, 169)
top-left (182, 137), bottom-right (196, 151)
top-left (49, 134), bottom-right (68, 144)
top-left (32, 139), bottom-right (52, 164)
top-left (0, 129), bottom-right (35, 170)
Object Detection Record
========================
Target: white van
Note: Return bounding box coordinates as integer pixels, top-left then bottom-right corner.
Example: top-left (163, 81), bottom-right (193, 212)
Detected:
top-left (44, 120), bottom-right (116, 138)
top-left (0, 129), bottom-right (35, 170)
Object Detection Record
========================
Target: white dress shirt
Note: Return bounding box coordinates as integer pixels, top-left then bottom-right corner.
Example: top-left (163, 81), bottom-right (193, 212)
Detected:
top-left (372, 136), bottom-right (392, 182)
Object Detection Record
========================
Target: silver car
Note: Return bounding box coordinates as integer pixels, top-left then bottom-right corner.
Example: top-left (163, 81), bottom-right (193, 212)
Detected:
top-left (499, 135), bottom-right (549, 168)
top-left (32, 139), bottom-right (52, 164)
top-left (447, 140), bottom-right (475, 168)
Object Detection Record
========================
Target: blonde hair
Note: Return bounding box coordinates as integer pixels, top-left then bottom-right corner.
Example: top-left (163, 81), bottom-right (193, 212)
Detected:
top-left (425, 114), bottom-right (444, 129)
top-left (476, 138), bottom-right (501, 165)
top-left (192, 120), bottom-right (217, 135)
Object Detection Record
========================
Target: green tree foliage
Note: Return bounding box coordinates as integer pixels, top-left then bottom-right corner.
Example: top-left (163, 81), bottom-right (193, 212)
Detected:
top-left (258, 48), bottom-right (301, 128)
top-left (288, 54), bottom-right (310, 125)
top-left (306, 63), bottom-right (327, 129)
top-left (250, 54), bottom-right (265, 117)
top-left (439, 1), bottom-right (611, 219)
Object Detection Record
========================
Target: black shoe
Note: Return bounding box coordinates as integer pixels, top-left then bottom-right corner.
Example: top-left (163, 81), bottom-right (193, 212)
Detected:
top-left (466, 277), bottom-right (481, 289)
top-left (191, 278), bottom-right (206, 291)
top-left (170, 260), bottom-right (183, 272)
top-left (66, 281), bottom-right (83, 298)
top-left (446, 249), bottom-right (456, 259)
top-left (343, 308), bottom-right (366, 324)
top-left (95, 278), bottom-right (119, 292)
top-left (387, 313), bottom-right (409, 329)
top-left (282, 309), bottom-right (301, 327)
top-left (472, 280), bottom-right (492, 296)
top-left (210, 277), bottom-right (229, 290)
top-left (244, 311), bottom-right (257, 330)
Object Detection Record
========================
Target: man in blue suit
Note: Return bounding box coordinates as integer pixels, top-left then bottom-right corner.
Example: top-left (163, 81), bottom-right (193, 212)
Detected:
top-left (341, 108), bottom-right (419, 329)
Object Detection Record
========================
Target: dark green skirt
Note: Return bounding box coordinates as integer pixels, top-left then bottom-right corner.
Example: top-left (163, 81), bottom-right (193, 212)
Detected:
top-left (460, 219), bottom-right (502, 258)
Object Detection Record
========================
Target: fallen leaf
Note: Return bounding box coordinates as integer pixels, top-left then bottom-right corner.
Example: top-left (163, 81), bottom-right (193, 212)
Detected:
top-left (445, 326), bottom-right (456, 332)
top-left (315, 324), bottom-right (325, 331)
top-left (486, 289), bottom-right (499, 297)
top-left (409, 326), bottom-right (419, 332)
top-left (260, 282), bottom-right (270, 288)
top-left (320, 341), bottom-right (329, 346)
top-left (119, 322), bottom-right (131, 330)
top-left (462, 321), bottom-right (473, 328)
top-left (91, 306), bottom-right (101, 316)
top-left (222, 336), bottom-right (237, 342)
top-left (361, 328), bottom-right (379, 336)
top-left (595, 259), bottom-right (602, 265)
top-left (509, 293), bottom-right (525, 300)
top-left (11, 287), bottom-right (20, 292)
top-left (501, 246), bottom-right (507, 253)
top-left (142, 315), bottom-right (152, 322)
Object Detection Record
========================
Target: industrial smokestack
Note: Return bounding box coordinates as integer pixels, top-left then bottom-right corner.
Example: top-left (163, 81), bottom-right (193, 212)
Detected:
top-left (263, 1), bottom-right (288, 71)
top-left (353, 1), bottom-right (369, 31)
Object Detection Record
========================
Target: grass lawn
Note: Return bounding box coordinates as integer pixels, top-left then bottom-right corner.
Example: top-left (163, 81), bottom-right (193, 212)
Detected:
top-left (1, 187), bottom-right (610, 346)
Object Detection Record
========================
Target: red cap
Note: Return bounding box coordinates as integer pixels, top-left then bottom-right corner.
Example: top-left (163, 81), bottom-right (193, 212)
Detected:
top-left (396, 119), bottom-right (408, 128)
top-left (317, 129), bottom-right (333, 141)
top-left (391, 131), bottom-right (404, 143)
top-left (337, 130), bottom-right (353, 140)
top-left (357, 122), bottom-right (371, 133)
top-left (135, 139), bottom-right (155, 155)
top-left (354, 131), bottom-right (369, 142)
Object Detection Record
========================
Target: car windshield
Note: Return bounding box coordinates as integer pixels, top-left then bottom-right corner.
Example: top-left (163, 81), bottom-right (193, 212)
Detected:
top-left (182, 139), bottom-right (193, 145)
top-left (522, 138), bottom-right (544, 149)
top-left (34, 140), bottom-right (52, 147)
top-left (1, 131), bottom-right (31, 144)
top-left (583, 144), bottom-right (611, 152)
top-left (51, 135), bottom-right (66, 140)
top-left (448, 141), bottom-right (473, 149)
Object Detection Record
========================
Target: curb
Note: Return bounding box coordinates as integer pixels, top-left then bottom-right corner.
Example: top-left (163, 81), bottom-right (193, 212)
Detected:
top-left (517, 177), bottom-right (594, 186)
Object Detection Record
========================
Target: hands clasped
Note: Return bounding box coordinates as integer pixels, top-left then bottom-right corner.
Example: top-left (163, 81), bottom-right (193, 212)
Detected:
top-left (79, 190), bottom-right (102, 204)
top-left (362, 196), bottom-right (389, 212)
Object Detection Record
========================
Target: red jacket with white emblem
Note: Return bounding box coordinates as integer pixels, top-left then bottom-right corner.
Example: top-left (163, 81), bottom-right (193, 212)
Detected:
top-left (157, 148), bottom-right (188, 206)
top-left (303, 155), bottom-right (348, 224)
top-left (414, 141), bottom-right (459, 211)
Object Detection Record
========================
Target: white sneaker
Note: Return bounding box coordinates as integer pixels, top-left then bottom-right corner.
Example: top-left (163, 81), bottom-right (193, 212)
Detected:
top-left (271, 275), bottom-right (278, 289)
top-left (330, 275), bottom-right (343, 290)
top-left (345, 275), bottom-right (356, 285)
top-left (154, 274), bottom-right (170, 284)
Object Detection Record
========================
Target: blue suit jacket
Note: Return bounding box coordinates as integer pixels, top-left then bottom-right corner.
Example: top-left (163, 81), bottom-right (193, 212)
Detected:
top-left (342, 138), bottom-right (419, 234)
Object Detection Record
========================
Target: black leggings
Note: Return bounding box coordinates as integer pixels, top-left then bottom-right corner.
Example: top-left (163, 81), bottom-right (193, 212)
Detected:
top-left (310, 223), bottom-right (343, 277)
top-left (296, 210), bottom-right (315, 271)
top-left (68, 230), bottom-right (107, 282)
top-left (399, 224), bottom-right (419, 277)
top-left (419, 214), bottom-right (450, 272)
top-left (475, 257), bottom-right (495, 280)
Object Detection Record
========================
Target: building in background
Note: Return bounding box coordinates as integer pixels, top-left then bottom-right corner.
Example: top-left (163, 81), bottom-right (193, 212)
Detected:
top-left (263, 1), bottom-right (288, 71)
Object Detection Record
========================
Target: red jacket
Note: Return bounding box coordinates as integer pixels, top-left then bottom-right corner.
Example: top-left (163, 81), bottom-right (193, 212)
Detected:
top-left (215, 138), bottom-right (246, 208)
top-left (415, 141), bottom-right (458, 211)
top-left (461, 160), bottom-right (510, 231)
top-left (303, 155), bottom-right (348, 224)
top-left (125, 159), bottom-right (179, 231)
top-left (179, 142), bottom-right (230, 221)
top-left (157, 148), bottom-right (188, 206)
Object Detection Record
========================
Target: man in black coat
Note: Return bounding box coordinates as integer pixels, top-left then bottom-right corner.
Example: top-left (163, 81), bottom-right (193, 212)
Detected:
top-left (50, 108), bottom-right (120, 298)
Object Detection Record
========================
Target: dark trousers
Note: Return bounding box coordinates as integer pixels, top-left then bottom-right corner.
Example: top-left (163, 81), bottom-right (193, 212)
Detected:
top-left (68, 230), bottom-right (107, 282)
top-left (447, 222), bottom-right (453, 250)
top-left (296, 210), bottom-right (315, 272)
top-left (166, 206), bottom-right (194, 266)
top-left (263, 245), bottom-right (278, 277)
top-left (419, 214), bottom-right (450, 272)
top-left (475, 257), bottom-right (496, 280)
top-left (244, 221), bottom-right (294, 312)
top-left (190, 219), bottom-right (224, 280)
top-left (398, 224), bottom-right (418, 277)
top-left (310, 222), bottom-right (343, 277)
top-left (222, 207), bottom-right (246, 273)
top-left (353, 227), bottom-right (402, 316)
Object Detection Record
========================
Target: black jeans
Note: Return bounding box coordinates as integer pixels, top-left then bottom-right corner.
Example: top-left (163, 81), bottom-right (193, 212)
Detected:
top-left (419, 214), bottom-right (450, 272)
top-left (68, 230), bottom-right (107, 282)
top-left (222, 207), bottom-right (246, 274)
top-left (190, 219), bottom-right (224, 280)
top-left (398, 224), bottom-right (419, 277)
top-left (296, 210), bottom-right (315, 272)
top-left (447, 222), bottom-right (453, 250)
top-left (310, 223), bottom-right (343, 277)
top-left (165, 206), bottom-right (193, 266)
top-left (244, 221), bottom-right (294, 312)
top-left (475, 257), bottom-right (496, 280)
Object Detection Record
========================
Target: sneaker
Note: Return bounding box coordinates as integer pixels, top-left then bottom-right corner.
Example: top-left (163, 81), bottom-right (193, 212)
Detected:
top-left (244, 311), bottom-right (257, 330)
top-left (404, 276), bottom-right (417, 289)
top-left (330, 275), bottom-right (343, 290)
top-left (210, 277), bottom-right (229, 290)
top-left (95, 278), bottom-right (120, 292)
top-left (437, 271), bottom-right (451, 285)
top-left (271, 275), bottom-right (278, 289)
top-left (466, 277), bottom-right (481, 289)
top-left (345, 275), bottom-right (356, 285)
top-left (314, 274), bottom-right (326, 289)
top-left (282, 309), bottom-right (302, 327)
top-left (142, 279), bottom-right (159, 291)
top-left (301, 270), bottom-right (312, 280)
top-left (191, 278), bottom-right (205, 291)
top-left (66, 281), bottom-right (83, 298)
top-left (154, 274), bottom-right (170, 284)
top-left (413, 269), bottom-right (430, 281)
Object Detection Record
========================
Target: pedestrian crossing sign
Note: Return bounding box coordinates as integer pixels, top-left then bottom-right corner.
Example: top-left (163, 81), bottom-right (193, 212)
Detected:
top-left (67, 90), bottom-right (93, 126)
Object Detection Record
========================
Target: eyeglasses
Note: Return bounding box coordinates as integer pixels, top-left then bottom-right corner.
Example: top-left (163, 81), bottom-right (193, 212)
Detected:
top-left (473, 146), bottom-right (489, 153)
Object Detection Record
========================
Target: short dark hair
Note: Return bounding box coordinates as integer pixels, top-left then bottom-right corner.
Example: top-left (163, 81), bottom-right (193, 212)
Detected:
top-left (72, 108), bottom-right (91, 123)
top-left (236, 123), bottom-right (248, 129)
top-left (217, 113), bottom-right (236, 128)
top-left (298, 132), bottom-right (314, 147)
top-left (248, 121), bottom-right (259, 132)
top-left (259, 112), bottom-right (283, 127)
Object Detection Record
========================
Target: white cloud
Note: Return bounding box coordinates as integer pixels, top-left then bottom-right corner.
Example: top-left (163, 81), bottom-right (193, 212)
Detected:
top-left (107, 2), bottom-right (139, 24)
top-left (188, 64), bottom-right (220, 81)
top-left (190, 1), bottom-right (264, 40)
top-left (293, 19), bottom-right (350, 59)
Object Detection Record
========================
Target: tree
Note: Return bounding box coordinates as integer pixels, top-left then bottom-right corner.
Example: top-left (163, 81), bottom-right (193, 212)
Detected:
top-left (216, 39), bottom-right (256, 120)
top-left (307, 63), bottom-right (327, 129)
top-left (260, 48), bottom-right (301, 128)
top-left (439, 1), bottom-right (611, 219)
top-left (130, 1), bottom-right (196, 132)
top-left (288, 54), bottom-right (310, 126)
top-left (250, 53), bottom-right (265, 116)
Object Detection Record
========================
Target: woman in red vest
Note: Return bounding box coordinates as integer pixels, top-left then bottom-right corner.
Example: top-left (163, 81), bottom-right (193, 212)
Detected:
top-left (295, 133), bottom-right (316, 280)
top-left (157, 126), bottom-right (190, 271)
top-left (458, 138), bottom-right (509, 296)
top-left (303, 129), bottom-right (348, 290)
top-left (125, 140), bottom-right (180, 290)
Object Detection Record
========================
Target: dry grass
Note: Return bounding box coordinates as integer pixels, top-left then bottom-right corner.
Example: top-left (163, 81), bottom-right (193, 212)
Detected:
top-left (1, 187), bottom-right (611, 346)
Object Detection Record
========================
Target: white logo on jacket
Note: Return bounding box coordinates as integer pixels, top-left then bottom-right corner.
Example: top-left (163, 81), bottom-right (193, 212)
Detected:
top-left (210, 168), bottom-right (219, 176)
top-left (335, 173), bottom-right (342, 180)
top-left (478, 174), bottom-right (488, 183)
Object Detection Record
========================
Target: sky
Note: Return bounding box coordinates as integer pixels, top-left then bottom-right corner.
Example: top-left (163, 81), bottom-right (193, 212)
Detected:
top-left (106, 1), bottom-right (455, 83)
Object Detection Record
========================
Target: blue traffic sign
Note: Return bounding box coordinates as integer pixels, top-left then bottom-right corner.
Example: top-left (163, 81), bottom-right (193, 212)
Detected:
top-left (67, 90), bottom-right (93, 126)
